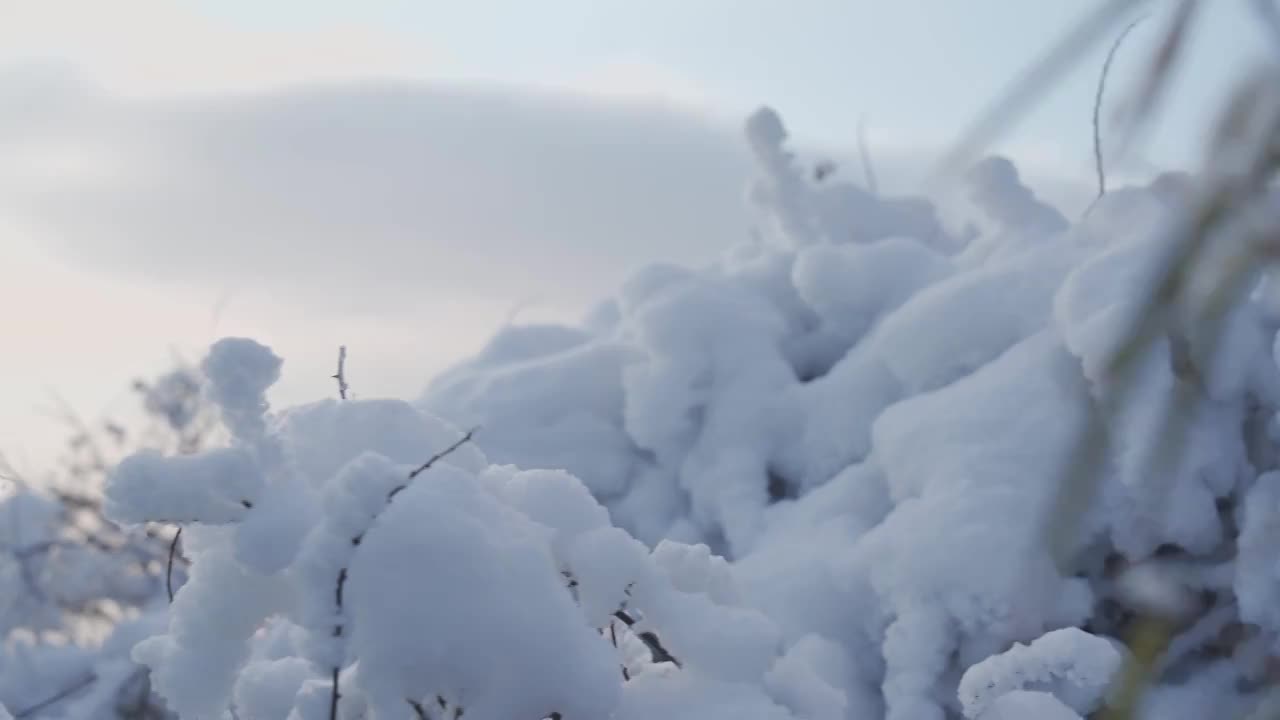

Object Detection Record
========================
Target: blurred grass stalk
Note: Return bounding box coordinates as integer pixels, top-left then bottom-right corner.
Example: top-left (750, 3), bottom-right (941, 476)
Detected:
top-left (939, 1), bottom-right (1280, 718)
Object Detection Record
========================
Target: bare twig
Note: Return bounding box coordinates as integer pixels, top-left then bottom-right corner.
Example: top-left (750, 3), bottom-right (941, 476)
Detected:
top-left (325, 665), bottom-right (340, 720)
top-left (0, 451), bottom-right (26, 489)
top-left (332, 346), bottom-right (350, 400)
top-left (1253, 0), bottom-right (1280, 55)
top-left (1089, 16), bottom-right (1148, 212)
top-left (609, 621), bottom-right (631, 680)
top-left (407, 428), bottom-right (479, 481)
top-left (329, 432), bottom-right (479, 720)
top-left (13, 673), bottom-right (97, 718)
top-left (42, 390), bottom-right (108, 478)
top-left (613, 610), bottom-right (681, 668)
top-left (167, 527), bottom-right (182, 603)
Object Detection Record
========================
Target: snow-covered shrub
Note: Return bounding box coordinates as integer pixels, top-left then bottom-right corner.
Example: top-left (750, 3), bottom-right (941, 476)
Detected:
top-left (418, 99), bottom-right (1280, 719)
top-left (75, 41), bottom-right (1280, 720)
top-left (102, 337), bottom-right (857, 720)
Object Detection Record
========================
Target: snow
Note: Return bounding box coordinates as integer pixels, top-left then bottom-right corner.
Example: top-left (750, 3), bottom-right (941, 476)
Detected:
top-left (414, 105), bottom-right (1280, 718)
top-left (347, 464), bottom-right (621, 720)
top-left (14, 96), bottom-right (1280, 719)
top-left (957, 627), bottom-right (1123, 719)
top-left (974, 690), bottom-right (1083, 720)
top-left (1236, 472), bottom-right (1280, 645)
top-left (200, 337), bottom-right (283, 446)
top-left (106, 447), bottom-right (262, 525)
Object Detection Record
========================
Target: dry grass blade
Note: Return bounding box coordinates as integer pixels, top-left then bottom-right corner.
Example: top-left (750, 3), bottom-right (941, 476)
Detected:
top-left (1111, 0), bottom-right (1197, 157)
top-left (1090, 15), bottom-right (1149, 209)
top-left (1040, 188), bottom-right (1221, 570)
top-left (1253, 0), bottom-right (1280, 55)
top-left (931, 0), bottom-right (1148, 187)
top-left (1100, 617), bottom-right (1176, 720)
top-left (1042, 63), bottom-right (1280, 719)
top-left (857, 115), bottom-right (879, 195)
top-left (1249, 0), bottom-right (1280, 57)
top-left (1141, 241), bottom-right (1270, 528)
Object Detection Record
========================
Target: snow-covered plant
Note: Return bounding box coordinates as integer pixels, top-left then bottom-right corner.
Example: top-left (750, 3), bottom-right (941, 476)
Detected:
top-left (26, 6), bottom-right (1280, 719)
top-left (419, 83), bottom-right (1280, 718)
top-left (102, 337), bottom-right (860, 720)
top-left (957, 627), bottom-right (1124, 719)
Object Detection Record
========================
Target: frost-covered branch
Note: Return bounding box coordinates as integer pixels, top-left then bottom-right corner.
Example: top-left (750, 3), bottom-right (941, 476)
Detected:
top-left (332, 345), bottom-right (351, 400)
top-left (613, 610), bottom-right (681, 668)
top-left (166, 527), bottom-right (182, 603)
top-left (406, 427), bottom-right (479, 481)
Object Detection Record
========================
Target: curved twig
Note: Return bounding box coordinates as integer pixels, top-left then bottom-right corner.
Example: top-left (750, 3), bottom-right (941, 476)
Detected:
top-left (167, 527), bottom-right (182, 603)
top-left (1089, 15), bottom-right (1149, 213)
top-left (406, 428), bottom-right (479, 482)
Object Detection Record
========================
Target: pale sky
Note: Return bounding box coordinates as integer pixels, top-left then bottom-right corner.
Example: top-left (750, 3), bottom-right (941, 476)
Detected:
top-left (0, 0), bottom-right (1272, 474)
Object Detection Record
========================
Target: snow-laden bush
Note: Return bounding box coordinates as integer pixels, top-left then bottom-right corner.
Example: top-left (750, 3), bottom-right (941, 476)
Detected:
top-left (418, 102), bottom-right (1280, 719)
top-left (88, 66), bottom-right (1280, 720)
top-left (102, 337), bottom-right (855, 720)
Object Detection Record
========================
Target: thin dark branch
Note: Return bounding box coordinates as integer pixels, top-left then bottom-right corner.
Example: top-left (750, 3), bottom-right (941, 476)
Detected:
top-left (407, 428), bottom-right (479, 481)
top-left (613, 610), bottom-right (681, 668)
top-left (335, 568), bottom-right (347, 622)
top-left (13, 673), bottom-right (97, 718)
top-left (331, 346), bottom-right (350, 400)
top-left (329, 666), bottom-right (341, 720)
top-left (609, 621), bottom-right (630, 681)
top-left (167, 527), bottom-right (182, 603)
top-left (1089, 15), bottom-right (1148, 213)
top-left (328, 565), bottom-right (350, 719)
top-left (42, 390), bottom-right (110, 478)
top-left (329, 432), bottom-right (477, 720)
top-left (409, 699), bottom-right (430, 720)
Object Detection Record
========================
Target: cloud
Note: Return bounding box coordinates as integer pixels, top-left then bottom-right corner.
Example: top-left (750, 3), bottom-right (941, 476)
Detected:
top-left (0, 64), bottom-right (762, 464)
top-left (0, 54), bottom-right (1094, 470)
top-left (0, 67), bottom-right (755, 309)
top-left (1, 0), bottom-right (440, 95)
